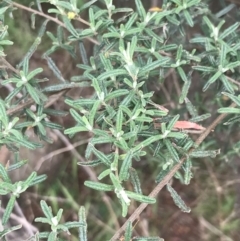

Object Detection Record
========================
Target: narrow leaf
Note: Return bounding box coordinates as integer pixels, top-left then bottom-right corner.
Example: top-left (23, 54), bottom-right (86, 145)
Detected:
top-left (78, 206), bottom-right (87, 241)
top-left (84, 181), bottom-right (114, 191)
top-left (140, 58), bottom-right (169, 73)
top-left (2, 196), bottom-right (16, 225)
top-left (129, 168), bottom-right (142, 194)
top-left (91, 145), bottom-right (111, 166)
top-left (119, 151), bottom-right (133, 181)
top-left (126, 191), bottom-right (156, 204)
top-left (124, 221), bottom-right (132, 241)
top-left (167, 184), bottom-right (191, 213)
top-left (218, 107), bottom-right (240, 114)
top-left (44, 55), bottom-right (66, 83)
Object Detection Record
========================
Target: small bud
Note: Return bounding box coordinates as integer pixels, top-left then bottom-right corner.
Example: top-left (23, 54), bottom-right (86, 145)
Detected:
top-left (67, 12), bottom-right (76, 20)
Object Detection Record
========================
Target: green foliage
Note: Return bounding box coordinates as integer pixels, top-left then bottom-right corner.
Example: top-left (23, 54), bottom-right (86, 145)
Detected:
top-left (0, 0), bottom-right (239, 240)
top-left (0, 162), bottom-right (46, 226)
top-left (35, 201), bottom-right (85, 240)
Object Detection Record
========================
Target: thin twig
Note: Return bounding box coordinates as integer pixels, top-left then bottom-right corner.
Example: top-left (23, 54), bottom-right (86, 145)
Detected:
top-left (13, 200), bottom-right (36, 236)
top-left (75, 16), bottom-right (90, 26)
top-left (222, 178), bottom-right (240, 187)
top-left (52, 129), bottom-right (120, 230)
top-left (3, 84), bottom-right (23, 98)
top-left (36, 138), bottom-right (90, 170)
top-left (6, 99), bottom-right (35, 115)
top-left (1, 58), bottom-right (68, 115)
top-left (172, 70), bottom-right (182, 97)
top-left (110, 102), bottom-right (237, 241)
top-left (52, 129), bottom-right (94, 177)
top-left (226, 76), bottom-right (240, 88)
top-left (0, 57), bottom-right (19, 74)
top-left (199, 216), bottom-right (234, 241)
top-left (5, 1), bottom-right (99, 45)
top-left (0, 206), bottom-right (38, 235)
top-left (9, 1), bottom-right (65, 27)
top-left (6, 90), bottom-right (67, 115)
top-left (220, 210), bottom-right (236, 227)
top-left (26, 192), bottom-right (72, 204)
top-left (160, 84), bottom-right (175, 108)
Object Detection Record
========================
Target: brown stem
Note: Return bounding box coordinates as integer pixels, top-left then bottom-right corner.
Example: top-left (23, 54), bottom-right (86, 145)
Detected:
top-left (6, 1), bottom-right (99, 45)
top-left (0, 57), bottom-right (19, 74)
top-left (226, 76), bottom-right (240, 88)
top-left (75, 16), bottom-right (90, 26)
top-left (6, 90), bottom-right (67, 115)
top-left (10, 1), bottom-right (66, 28)
top-left (0, 57), bottom-right (65, 115)
top-left (110, 102), bottom-right (236, 241)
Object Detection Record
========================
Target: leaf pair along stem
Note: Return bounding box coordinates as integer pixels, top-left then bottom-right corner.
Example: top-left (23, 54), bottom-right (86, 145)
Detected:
top-left (110, 102), bottom-right (236, 241)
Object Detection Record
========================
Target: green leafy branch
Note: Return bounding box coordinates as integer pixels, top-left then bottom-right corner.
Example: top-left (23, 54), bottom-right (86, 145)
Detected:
top-left (110, 102), bottom-right (236, 240)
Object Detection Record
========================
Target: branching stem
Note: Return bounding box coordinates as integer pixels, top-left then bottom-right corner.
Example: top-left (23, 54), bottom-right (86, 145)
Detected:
top-left (0, 57), bottom-right (68, 115)
top-left (110, 102), bottom-right (236, 241)
top-left (5, 1), bottom-right (99, 45)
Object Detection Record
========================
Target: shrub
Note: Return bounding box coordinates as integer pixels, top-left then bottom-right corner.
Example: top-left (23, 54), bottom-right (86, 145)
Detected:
top-left (0, 0), bottom-right (240, 240)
